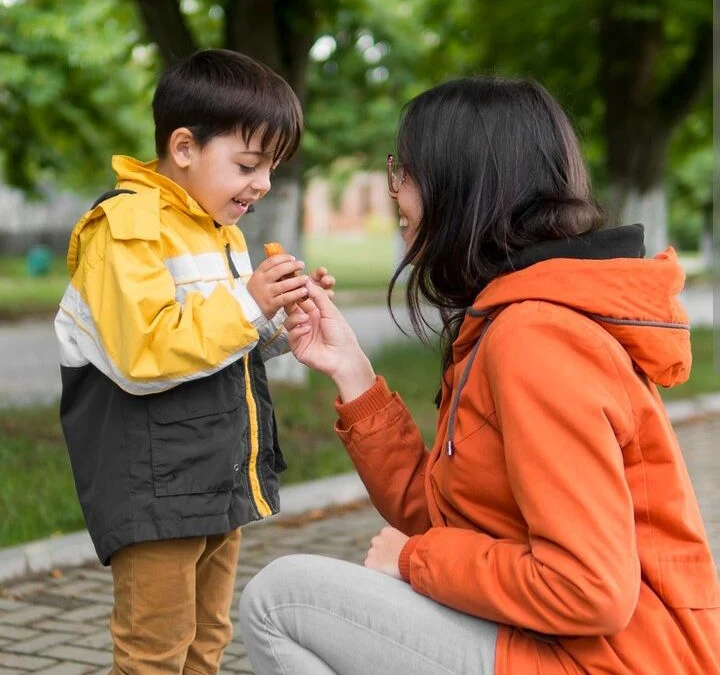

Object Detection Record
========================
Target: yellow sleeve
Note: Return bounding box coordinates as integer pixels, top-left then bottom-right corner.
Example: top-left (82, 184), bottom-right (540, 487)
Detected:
top-left (57, 225), bottom-right (265, 395)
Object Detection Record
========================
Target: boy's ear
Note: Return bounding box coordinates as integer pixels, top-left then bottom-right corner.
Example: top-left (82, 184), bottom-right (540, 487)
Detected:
top-left (166, 127), bottom-right (195, 169)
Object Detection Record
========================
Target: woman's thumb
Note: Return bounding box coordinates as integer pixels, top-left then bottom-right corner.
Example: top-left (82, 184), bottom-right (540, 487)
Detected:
top-left (306, 280), bottom-right (333, 312)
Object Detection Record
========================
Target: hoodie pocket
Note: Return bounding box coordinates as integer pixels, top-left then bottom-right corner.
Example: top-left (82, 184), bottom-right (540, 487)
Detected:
top-left (147, 368), bottom-right (248, 497)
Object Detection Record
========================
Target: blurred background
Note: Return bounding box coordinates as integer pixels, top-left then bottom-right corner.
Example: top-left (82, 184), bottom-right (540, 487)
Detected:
top-left (0, 0), bottom-right (716, 547)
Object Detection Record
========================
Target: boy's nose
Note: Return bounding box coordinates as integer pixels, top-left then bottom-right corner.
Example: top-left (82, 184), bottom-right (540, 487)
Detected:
top-left (250, 171), bottom-right (272, 193)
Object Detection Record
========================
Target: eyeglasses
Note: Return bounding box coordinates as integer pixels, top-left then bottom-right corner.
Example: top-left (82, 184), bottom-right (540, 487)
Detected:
top-left (387, 154), bottom-right (406, 195)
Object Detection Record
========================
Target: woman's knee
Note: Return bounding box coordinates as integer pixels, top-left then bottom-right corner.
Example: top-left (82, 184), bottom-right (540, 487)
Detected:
top-left (239, 554), bottom-right (326, 634)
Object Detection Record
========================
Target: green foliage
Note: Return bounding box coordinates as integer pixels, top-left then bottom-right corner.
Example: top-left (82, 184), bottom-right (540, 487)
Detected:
top-left (303, 0), bottom-right (433, 175)
top-left (0, 0), bottom-right (711, 226)
top-left (0, 0), bottom-right (156, 193)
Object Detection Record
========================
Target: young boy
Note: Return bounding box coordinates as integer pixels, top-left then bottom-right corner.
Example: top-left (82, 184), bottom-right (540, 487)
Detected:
top-left (54, 49), bottom-right (332, 673)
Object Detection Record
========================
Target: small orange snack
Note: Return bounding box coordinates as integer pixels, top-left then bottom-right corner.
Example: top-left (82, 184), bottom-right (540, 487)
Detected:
top-left (263, 241), bottom-right (286, 257)
top-left (264, 241), bottom-right (299, 279)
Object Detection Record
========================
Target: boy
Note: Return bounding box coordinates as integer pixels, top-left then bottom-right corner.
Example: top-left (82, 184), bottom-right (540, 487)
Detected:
top-left (54, 49), bottom-right (332, 673)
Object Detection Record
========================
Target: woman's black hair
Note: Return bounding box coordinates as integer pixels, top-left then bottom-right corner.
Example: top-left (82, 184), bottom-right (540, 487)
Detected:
top-left (387, 76), bottom-right (605, 376)
top-left (153, 49), bottom-right (302, 163)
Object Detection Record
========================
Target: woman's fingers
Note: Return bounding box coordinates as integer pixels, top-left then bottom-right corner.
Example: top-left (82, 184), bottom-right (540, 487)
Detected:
top-left (305, 278), bottom-right (337, 313)
top-left (284, 311), bottom-right (309, 332)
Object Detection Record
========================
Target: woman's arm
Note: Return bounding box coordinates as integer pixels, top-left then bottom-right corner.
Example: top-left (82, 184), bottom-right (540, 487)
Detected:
top-left (284, 283), bottom-right (432, 533)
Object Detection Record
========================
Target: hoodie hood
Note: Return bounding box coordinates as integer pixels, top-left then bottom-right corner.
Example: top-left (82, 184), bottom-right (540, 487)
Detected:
top-left (456, 225), bottom-right (691, 387)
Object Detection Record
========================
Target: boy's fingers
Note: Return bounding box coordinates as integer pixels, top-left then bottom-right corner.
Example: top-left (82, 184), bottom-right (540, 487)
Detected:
top-left (257, 254), bottom-right (295, 272)
top-left (266, 259), bottom-right (304, 280)
top-left (275, 274), bottom-right (309, 293)
top-left (279, 286), bottom-right (310, 307)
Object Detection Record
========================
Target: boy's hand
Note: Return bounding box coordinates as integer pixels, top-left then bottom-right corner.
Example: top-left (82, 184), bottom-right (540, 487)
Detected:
top-left (310, 266), bottom-right (335, 300)
top-left (247, 254), bottom-right (309, 319)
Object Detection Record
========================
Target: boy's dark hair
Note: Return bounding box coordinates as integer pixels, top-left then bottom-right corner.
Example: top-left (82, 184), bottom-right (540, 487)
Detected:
top-left (153, 49), bottom-right (303, 163)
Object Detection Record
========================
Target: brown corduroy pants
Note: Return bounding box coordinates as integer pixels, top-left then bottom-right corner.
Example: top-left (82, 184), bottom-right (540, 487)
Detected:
top-left (108, 529), bottom-right (242, 674)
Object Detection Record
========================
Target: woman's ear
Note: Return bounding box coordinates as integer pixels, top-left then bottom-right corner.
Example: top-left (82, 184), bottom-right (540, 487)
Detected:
top-left (166, 127), bottom-right (195, 169)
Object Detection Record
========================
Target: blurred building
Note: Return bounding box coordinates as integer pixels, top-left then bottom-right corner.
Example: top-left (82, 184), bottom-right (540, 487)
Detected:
top-left (304, 171), bottom-right (396, 235)
top-left (0, 183), bottom-right (87, 255)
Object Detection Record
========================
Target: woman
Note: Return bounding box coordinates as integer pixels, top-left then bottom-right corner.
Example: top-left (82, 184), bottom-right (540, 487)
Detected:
top-left (239, 77), bottom-right (720, 674)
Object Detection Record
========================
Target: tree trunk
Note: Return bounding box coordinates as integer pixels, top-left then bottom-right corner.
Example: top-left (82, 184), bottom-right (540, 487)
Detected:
top-left (598, 4), bottom-right (712, 256)
top-left (609, 182), bottom-right (668, 255)
top-left (700, 201), bottom-right (712, 271)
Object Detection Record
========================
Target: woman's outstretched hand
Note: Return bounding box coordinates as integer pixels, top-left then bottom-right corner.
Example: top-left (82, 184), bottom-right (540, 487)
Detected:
top-left (284, 282), bottom-right (376, 402)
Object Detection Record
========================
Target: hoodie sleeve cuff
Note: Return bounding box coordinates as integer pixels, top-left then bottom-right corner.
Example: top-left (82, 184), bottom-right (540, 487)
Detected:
top-left (398, 535), bottom-right (422, 582)
top-left (334, 376), bottom-right (393, 428)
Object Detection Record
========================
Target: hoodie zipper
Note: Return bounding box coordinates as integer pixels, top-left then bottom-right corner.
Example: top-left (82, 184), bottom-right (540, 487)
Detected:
top-left (446, 309), bottom-right (503, 456)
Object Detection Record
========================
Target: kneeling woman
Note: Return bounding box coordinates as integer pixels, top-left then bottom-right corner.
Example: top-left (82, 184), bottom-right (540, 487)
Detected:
top-left (239, 77), bottom-right (720, 675)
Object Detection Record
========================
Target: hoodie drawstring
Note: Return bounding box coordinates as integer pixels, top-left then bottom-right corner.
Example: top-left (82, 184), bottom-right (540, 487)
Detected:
top-left (446, 306), bottom-right (507, 456)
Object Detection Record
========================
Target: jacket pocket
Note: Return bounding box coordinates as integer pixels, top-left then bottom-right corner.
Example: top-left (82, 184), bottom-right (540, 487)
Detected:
top-left (147, 368), bottom-right (248, 497)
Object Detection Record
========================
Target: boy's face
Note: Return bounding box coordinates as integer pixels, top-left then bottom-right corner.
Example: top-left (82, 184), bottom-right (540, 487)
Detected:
top-left (182, 129), bottom-right (278, 226)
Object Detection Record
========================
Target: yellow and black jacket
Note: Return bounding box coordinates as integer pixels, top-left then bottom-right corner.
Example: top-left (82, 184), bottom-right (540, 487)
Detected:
top-left (55, 156), bottom-right (287, 565)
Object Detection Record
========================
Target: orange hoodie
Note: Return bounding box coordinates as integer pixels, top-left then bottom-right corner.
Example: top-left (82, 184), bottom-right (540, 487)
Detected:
top-left (335, 232), bottom-right (719, 674)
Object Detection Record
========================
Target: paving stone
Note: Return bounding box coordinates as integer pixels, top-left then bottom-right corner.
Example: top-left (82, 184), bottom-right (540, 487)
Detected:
top-left (47, 581), bottom-right (102, 598)
top-left (0, 604), bottom-right (60, 625)
top-left (31, 621), bottom-right (97, 635)
top-left (68, 630), bottom-right (111, 650)
top-left (0, 599), bottom-right (28, 612)
top-left (58, 606), bottom-right (110, 623)
top-left (5, 631), bottom-right (77, 655)
top-left (0, 624), bottom-right (40, 641)
top-left (221, 656), bottom-right (254, 673)
top-left (32, 664), bottom-right (95, 675)
top-left (0, 651), bottom-right (56, 669)
top-left (39, 646), bottom-right (111, 667)
top-left (3, 581), bottom-right (45, 598)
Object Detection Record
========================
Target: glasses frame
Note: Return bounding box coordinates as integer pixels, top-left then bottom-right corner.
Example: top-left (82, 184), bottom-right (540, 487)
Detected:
top-left (387, 154), bottom-right (405, 195)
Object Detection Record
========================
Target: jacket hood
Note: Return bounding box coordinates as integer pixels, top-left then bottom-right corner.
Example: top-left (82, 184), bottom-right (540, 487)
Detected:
top-left (456, 225), bottom-right (691, 387)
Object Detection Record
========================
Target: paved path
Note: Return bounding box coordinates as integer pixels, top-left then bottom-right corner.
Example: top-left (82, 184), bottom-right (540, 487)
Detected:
top-left (0, 414), bottom-right (718, 674)
top-left (0, 285), bottom-right (714, 407)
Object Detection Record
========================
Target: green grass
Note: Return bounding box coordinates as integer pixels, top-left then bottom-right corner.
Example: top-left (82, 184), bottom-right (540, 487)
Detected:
top-left (304, 233), bottom-right (400, 291)
top-left (1, 330), bottom-right (717, 548)
top-left (0, 255), bottom-right (69, 320)
top-left (662, 328), bottom-right (720, 400)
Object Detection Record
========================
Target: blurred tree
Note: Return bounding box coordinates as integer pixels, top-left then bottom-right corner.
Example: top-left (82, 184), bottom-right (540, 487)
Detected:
top-left (1, 0), bottom-right (711, 257)
top-left (0, 0), bottom-right (155, 195)
top-left (416, 0), bottom-right (713, 255)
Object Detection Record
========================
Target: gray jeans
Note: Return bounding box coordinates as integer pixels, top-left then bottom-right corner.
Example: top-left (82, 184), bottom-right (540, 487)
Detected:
top-left (239, 554), bottom-right (498, 675)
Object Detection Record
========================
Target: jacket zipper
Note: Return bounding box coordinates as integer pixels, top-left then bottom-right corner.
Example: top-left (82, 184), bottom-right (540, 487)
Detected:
top-left (243, 355), bottom-right (272, 517)
top-left (225, 243), bottom-right (240, 279)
